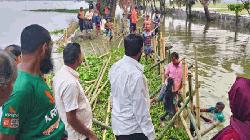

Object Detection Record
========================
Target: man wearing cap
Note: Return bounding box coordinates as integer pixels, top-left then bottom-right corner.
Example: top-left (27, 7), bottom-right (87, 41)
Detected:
top-left (0, 24), bottom-right (65, 140)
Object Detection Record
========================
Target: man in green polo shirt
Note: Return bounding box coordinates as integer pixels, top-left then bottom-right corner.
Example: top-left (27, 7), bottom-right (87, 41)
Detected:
top-left (0, 24), bottom-right (65, 140)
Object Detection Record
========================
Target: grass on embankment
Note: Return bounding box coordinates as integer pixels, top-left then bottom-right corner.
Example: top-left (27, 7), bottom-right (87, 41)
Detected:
top-left (29, 8), bottom-right (87, 14)
top-left (50, 29), bottom-right (64, 35)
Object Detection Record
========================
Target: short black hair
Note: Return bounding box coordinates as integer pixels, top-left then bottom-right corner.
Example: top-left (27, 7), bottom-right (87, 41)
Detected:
top-left (124, 34), bottom-right (143, 56)
top-left (5, 44), bottom-right (21, 57)
top-left (63, 43), bottom-right (81, 65)
top-left (171, 52), bottom-right (179, 59)
top-left (21, 24), bottom-right (51, 54)
top-left (0, 50), bottom-right (17, 86)
top-left (216, 102), bottom-right (225, 109)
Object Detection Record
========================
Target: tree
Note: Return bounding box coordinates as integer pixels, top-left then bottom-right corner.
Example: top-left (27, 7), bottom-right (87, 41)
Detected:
top-left (228, 4), bottom-right (244, 24)
top-left (242, 0), bottom-right (250, 15)
top-left (200, 0), bottom-right (211, 21)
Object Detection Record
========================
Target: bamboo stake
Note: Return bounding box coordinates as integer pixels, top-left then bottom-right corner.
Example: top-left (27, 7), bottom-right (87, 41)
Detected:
top-left (182, 58), bottom-right (187, 100)
top-left (194, 45), bottom-right (201, 129)
top-left (157, 96), bottom-right (191, 140)
top-left (188, 73), bottom-right (194, 110)
top-left (180, 113), bottom-right (193, 139)
top-left (153, 35), bottom-right (157, 63)
top-left (160, 32), bottom-right (164, 84)
top-left (90, 80), bottom-right (109, 105)
top-left (102, 97), bottom-right (111, 140)
top-left (187, 107), bottom-right (202, 140)
top-left (93, 118), bottom-right (111, 130)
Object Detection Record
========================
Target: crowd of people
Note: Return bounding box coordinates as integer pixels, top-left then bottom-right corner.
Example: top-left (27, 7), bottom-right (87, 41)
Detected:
top-left (77, 3), bottom-right (161, 46)
top-left (0, 6), bottom-right (249, 140)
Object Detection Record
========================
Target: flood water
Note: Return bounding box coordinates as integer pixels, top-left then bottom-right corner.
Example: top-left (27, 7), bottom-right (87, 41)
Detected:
top-left (0, 0), bottom-right (88, 48)
top-left (162, 15), bottom-right (250, 139)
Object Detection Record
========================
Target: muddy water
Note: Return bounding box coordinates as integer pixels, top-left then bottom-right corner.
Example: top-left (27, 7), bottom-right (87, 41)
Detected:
top-left (162, 16), bottom-right (250, 139)
top-left (0, 0), bottom-right (88, 48)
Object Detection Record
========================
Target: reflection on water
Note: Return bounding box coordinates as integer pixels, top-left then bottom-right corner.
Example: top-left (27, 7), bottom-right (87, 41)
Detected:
top-left (0, 0), bottom-right (88, 48)
top-left (164, 16), bottom-right (250, 139)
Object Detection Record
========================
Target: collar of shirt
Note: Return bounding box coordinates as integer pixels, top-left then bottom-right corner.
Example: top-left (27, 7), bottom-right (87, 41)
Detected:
top-left (62, 65), bottom-right (80, 79)
top-left (123, 55), bottom-right (144, 72)
top-left (170, 62), bottom-right (181, 68)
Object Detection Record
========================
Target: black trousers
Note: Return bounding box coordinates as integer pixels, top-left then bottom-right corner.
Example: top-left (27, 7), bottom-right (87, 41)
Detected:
top-left (116, 133), bottom-right (148, 140)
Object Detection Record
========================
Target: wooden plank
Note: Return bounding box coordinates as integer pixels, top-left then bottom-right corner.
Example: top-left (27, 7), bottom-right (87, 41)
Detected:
top-left (194, 45), bottom-right (201, 129)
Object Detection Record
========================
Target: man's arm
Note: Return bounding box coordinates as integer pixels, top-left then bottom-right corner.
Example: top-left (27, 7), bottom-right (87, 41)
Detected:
top-left (66, 111), bottom-right (97, 140)
top-left (132, 76), bottom-right (156, 140)
top-left (0, 134), bottom-right (15, 140)
top-left (62, 84), bottom-right (97, 140)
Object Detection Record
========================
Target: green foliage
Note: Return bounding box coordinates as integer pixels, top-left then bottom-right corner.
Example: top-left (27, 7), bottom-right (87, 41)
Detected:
top-left (50, 29), bottom-right (64, 35)
top-left (227, 4), bottom-right (244, 15)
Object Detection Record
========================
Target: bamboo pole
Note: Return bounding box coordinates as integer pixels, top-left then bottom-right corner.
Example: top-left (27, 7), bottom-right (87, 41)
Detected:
top-left (90, 80), bottom-right (109, 105)
top-left (188, 73), bottom-right (194, 110)
top-left (157, 96), bottom-right (191, 140)
top-left (160, 32), bottom-right (164, 84)
top-left (199, 122), bottom-right (221, 137)
top-left (180, 113), bottom-right (193, 139)
top-left (93, 118), bottom-right (111, 130)
top-left (85, 85), bottom-right (93, 94)
top-left (99, 52), bottom-right (110, 58)
top-left (194, 45), bottom-right (201, 129)
top-left (153, 35), bottom-right (157, 63)
top-left (87, 58), bottom-right (107, 97)
top-left (148, 57), bottom-right (169, 70)
top-left (182, 58), bottom-right (187, 100)
top-left (84, 80), bottom-right (95, 84)
top-left (102, 97), bottom-right (111, 140)
top-left (90, 55), bottom-right (111, 100)
top-left (187, 107), bottom-right (202, 140)
top-left (92, 98), bottom-right (98, 111)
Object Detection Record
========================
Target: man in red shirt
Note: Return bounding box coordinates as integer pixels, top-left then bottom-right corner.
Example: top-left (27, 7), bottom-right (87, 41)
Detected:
top-left (130, 6), bottom-right (138, 33)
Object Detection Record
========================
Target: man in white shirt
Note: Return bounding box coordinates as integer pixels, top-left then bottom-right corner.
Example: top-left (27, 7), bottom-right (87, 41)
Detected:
top-left (108, 34), bottom-right (156, 140)
top-left (53, 43), bottom-right (97, 140)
